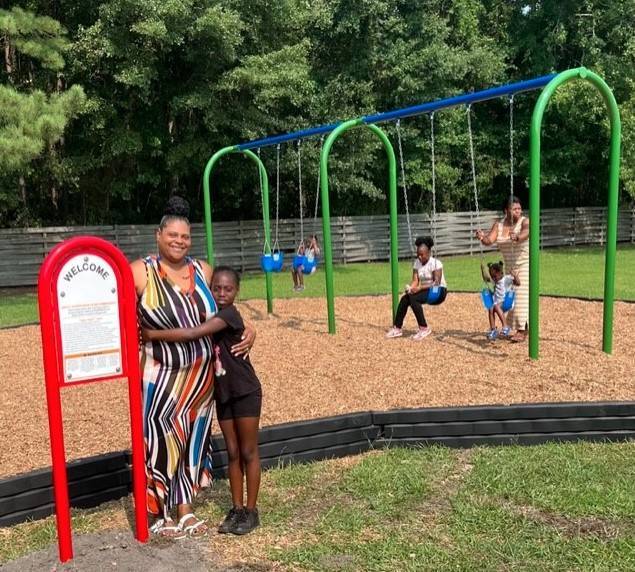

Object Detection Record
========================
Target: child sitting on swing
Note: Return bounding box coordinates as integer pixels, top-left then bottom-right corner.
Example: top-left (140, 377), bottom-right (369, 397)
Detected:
top-left (291, 235), bottom-right (320, 291)
top-left (481, 261), bottom-right (520, 341)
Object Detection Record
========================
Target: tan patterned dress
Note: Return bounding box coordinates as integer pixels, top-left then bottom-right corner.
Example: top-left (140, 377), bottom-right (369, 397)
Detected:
top-left (496, 216), bottom-right (529, 331)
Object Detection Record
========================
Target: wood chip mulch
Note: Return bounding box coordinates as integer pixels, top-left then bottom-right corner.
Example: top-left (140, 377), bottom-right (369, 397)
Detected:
top-left (1, 293), bottom-right (633, 478)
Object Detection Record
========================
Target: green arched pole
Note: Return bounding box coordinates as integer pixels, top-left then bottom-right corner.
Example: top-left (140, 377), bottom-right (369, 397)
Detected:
top-left (320, 119), bottom-right (398, 334)
top-left (529, 67), bottom-right (621, 359)
top-left (203, 146), bottom-right (274, 314)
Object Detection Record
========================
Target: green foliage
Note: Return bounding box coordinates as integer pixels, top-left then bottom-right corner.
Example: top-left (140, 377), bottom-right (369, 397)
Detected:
top-left (0, 84), bottom-right (85, 173)
top-left (1, 0), bottom-right (634, 226)
top-left (0, 7), bottom-right (68, 70)
top-left (0, 6), bottom-right (86, 224)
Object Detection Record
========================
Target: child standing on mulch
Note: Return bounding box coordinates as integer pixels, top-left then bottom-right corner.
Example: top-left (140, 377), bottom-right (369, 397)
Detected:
top-left (481, 261), bottom-right (520, 341)
top-left (143, 266), bottom-right (262, 535)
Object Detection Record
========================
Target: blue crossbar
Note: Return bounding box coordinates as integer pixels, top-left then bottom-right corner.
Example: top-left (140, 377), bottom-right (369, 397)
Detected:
top-left (236, 73), bottom-right (557, 151)
top-left (361, 73), bottom-right (557, 124)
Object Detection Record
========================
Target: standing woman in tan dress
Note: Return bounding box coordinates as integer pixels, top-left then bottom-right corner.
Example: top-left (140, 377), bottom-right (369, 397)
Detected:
top-left (475, 196), bottom-right (529, 342)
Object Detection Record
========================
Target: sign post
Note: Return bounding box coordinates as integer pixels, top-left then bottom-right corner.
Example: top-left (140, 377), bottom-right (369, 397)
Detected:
top-left (38, 236), bottom-right (148, 562)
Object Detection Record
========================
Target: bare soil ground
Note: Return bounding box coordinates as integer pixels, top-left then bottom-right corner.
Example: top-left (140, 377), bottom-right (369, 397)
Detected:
top-left (1, 293), bottom-right (634, 479)
top-left (0, 531), bottom-right (217, 572)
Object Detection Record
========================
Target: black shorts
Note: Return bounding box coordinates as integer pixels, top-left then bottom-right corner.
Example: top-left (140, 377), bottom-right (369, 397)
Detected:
top-left (216, 389), bottom-right (262, 421)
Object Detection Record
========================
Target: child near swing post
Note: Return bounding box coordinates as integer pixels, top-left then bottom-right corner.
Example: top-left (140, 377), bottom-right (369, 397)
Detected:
top-left (291, 235), bottom-right (320, 291)
top-left (481, 261), bottom-right (520, 341)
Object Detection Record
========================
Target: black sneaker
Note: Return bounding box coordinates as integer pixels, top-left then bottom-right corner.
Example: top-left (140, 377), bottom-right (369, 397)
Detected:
top-left (218, 506), bottom-right (244, 534)
top-left (232, 507), bottom-right (260, 535)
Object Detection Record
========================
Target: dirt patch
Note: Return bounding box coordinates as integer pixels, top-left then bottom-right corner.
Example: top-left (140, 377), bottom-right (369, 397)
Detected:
top-left (0, 530), bottom-right (214, 572)
top-left (1, 294), bottom-right (634, 478)
top-left (501, 501), bottom-right (635, 540)
top-left (0, 528), bottom-right (283, 571)
top-left (425, 449), bottom-right (476, 517)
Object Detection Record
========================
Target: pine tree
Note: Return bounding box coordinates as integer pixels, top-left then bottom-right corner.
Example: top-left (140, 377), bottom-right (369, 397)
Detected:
top-left (0, 7), bottom-right (85, 223)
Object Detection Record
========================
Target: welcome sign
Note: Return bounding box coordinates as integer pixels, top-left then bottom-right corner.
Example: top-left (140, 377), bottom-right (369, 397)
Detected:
top-left (38, 236), bottom-right (147, 562)
top-left (57, 254), bottom-right (122, 382)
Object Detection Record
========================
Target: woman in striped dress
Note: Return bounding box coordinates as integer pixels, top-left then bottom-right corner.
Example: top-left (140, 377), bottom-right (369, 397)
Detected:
top-left (475, 196), bottom-right (529, 342)
top-left (130, 197), bottom-right (254, 538)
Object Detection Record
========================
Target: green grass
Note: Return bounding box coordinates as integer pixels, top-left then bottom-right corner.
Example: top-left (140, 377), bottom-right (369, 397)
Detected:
top-left (272, 443), bottom-right (635, 571)
top-left (0, 292), bottom-right (38, 328)
top-left (463, 442), bottom-right (635, 519)
top-left (3, 443), bottom-right (635, 569)
top-left (2, 245), bottom-right (635, 328)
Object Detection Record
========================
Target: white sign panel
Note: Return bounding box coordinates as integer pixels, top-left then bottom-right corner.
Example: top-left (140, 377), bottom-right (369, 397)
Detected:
top-left (57, 254), bottom-right (122, 383)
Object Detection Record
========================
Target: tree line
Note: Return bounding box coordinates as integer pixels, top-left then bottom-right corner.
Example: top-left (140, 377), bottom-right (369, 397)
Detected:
top-left (1, 0), bottom-right (634, 227)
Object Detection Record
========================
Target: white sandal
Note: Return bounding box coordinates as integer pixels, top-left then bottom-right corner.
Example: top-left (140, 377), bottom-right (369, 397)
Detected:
top-left (149, 517), bottom-right (186, 540)
top-left (178, 513), bottom-right (208, 538)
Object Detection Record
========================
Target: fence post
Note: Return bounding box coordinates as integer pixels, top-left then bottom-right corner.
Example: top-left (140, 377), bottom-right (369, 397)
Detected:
top-left (341, 217), bottom-right (348, 265)
top-left (573, 207), bottom-right (579, 246)
top-left (239, 220), bottom-right (245, 272)
top-left (601, 206), bottom-right (606, 246)
top-left (338, 217), bottom-right (345, 264)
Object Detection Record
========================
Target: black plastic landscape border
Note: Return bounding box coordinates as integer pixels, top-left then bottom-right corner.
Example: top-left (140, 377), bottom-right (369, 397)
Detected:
top-left (2, 402), bottom-right (634, 527)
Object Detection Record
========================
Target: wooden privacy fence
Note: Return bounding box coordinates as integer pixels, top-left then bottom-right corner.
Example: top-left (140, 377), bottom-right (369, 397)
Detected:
top-left (1, 207), bottom-right (633, 288)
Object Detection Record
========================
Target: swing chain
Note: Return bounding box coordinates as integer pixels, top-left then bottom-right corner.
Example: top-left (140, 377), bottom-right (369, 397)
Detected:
top-left (257, 148), bottom-right (271, 254)
top-left (297, 139), bottom-right (304, 248)
top-left (395, 119), bottom-right (414, 254)
top-left (466, 104), bottom-right (484, 260)
top-left (508, 95), bottom-right (515, 199)
top-left (313, 136), bottom-right (324, 235)
top-left (508, 95), bottom-right (516, 261)
top-left (429, 112), bottom-right (437, 255)
top-left (274, 144), bottom-right (281, 250)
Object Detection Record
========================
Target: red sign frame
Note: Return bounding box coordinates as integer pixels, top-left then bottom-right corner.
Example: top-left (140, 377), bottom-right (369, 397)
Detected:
top-left (38, 236), bottom-right (148, 562)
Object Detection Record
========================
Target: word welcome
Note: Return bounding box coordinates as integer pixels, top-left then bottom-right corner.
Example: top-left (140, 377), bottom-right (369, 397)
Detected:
top-left (63, 261), bottom-right (110, 282)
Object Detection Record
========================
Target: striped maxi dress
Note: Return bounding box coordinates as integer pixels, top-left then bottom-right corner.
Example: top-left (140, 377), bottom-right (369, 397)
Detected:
top-left (496, 216), bottom-right (529, 331)
top-left (137, 256), bottom-right (217, 517)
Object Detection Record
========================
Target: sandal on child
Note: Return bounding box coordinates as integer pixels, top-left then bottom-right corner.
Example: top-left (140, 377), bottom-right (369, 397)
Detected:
top-left (178, 513), bottom-right (208, 538)
top-left (149, 518), bottom-right (186, 540)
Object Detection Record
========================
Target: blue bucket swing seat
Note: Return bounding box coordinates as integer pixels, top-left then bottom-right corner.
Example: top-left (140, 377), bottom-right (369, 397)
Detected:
top-left (260, 252), bottom-right (275, 273)
top-left (302, 253), bottom-right (317, 275)
top-left (480, 283), bottom-right (515, 312)
top-left (480, 285), bottom-right (494, 310)
top-left (427, 284), bottom-right (443, 304)
top-left (501, 289), bottom-right (516, 312)
top-left (272, 250), bottom-right (284, 272)
top-left (292, 252), bottom-right (306, 270)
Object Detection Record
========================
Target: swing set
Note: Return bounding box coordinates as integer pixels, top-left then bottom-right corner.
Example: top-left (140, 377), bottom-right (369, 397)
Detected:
top-left (202, 67), bottom-right (621, 360)
top-left (258, 141), bottom-right (322, 275)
